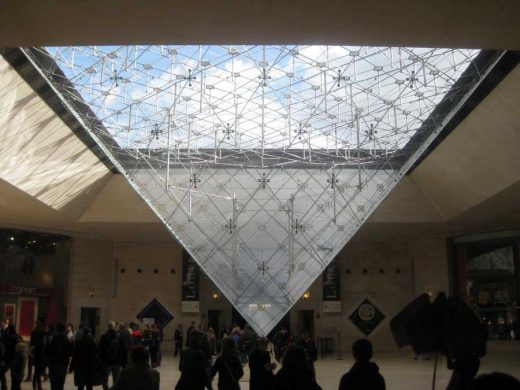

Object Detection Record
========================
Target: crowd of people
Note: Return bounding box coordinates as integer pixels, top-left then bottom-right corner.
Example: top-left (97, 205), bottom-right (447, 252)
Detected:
top-left (2, 318), bottom-right (520, 390)
top-left (0, 318), bottom-right (162, 390)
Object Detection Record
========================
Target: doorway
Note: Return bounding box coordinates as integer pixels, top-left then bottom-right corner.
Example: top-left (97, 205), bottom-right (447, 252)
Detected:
top-left (80, 307), bottom-right (99, 336)
top-left (208, 310), bottom-right (221, 336)
top-left (17, 298), bottom-right (38, 340)
top-left (297, 310), bottom-right (314, 337)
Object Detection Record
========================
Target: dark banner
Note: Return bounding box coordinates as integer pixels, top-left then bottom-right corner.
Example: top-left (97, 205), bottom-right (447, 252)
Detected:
top-left (322, 259), bottom-right (340, 301)
top-left (181, 250), bottom-right (199, 301)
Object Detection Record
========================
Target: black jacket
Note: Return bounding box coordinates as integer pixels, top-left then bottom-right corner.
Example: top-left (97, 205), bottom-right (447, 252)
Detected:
top-left (3, 333), bottom-right (22, 366)
top-left (100, 329), bottom-right (127, 366)
top-left (211, 355), bottom-right (243, 390)
top-left (338, 361), bottom-right (385, 390)
top-left (70, 337), bottom-right (101, 387)
top-left (273, 367), bottom-right (322, 390)
top-left (178, 349), bottom-right (212, 390)
top-left (248, 349), bottom-right (273, 390)
top-left (110, 362), bottom-right (160, 390)
top-left (30, 327), bottom-right (46, 366)
top-left (45, 332), bottom-right (72, 368)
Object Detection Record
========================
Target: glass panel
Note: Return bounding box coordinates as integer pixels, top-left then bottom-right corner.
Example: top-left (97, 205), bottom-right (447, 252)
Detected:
top-left (23, 45), bottom-right (493, 335)
top-left (468, 244), bottom-right (519, 340)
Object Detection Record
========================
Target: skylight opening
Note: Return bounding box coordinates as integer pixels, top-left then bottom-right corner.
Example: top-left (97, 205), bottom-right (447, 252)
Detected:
top-left (40, 45), bottom-right (478, 169)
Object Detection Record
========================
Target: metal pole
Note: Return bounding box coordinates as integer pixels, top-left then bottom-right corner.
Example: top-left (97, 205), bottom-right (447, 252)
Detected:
top-left (432, 351), bottom-right (438, 390)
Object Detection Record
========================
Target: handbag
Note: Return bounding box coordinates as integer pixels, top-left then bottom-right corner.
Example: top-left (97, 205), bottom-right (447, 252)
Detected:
top-left (224, 361), bottom-right (241, 390)
top-left (175, 375), bottom-right (184, 390)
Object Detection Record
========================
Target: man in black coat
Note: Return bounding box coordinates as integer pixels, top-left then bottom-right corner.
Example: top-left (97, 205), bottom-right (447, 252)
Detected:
top-left (338, 339), bottom-right (385, 390)
top-left (45, 322), bottom-right (73, 390)
top-left (118, 323), bottom-right (132, 368)
top-left (30, 320), bottom-right (46, 390)
top-left (297, 330), bottom-right (318, 378)
top-left (174, 324), bottom-right (183, 357)
top-left (100, 321), bottom-right (125, 390)
top-left (185, 321), bottom-right (195, 348)
top-left (110, 346), bottom-right (159, 390)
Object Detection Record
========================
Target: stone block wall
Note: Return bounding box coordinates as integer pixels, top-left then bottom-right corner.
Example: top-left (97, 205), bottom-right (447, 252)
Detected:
top-left (67, 235), bottom-right (450, 351)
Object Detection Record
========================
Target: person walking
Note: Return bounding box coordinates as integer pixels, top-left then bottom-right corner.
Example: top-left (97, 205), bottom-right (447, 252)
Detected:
top-left (176, 329), bottom-right (212, 390)
top-left (186, 322), bottom-right (195, 348)
top-left (10, 342), bottom-right (27, 390)
top-left (99, 321), bottom-right (123, 390)
top-left (146, 324), bottom-right (160, 368)
top-left (3, 325), bottom-right (22, 382)
top-left (1, 324), bottom-right (21, 390)
top-left (109, 346), bottom-right (159, 390)
top-left (45, 322), bottom-right (73, 390)
top-left (272, 327), bottom-right (289, 362)
top-left (297, 330), bottom-right (318, 379)
top-left (130, 324), bottom-right (143, 350)
top-left (0, 333), bottom-right (7, 390)
top-left (273, 345), bottom-right (322, 390)
top-left (210, 337), bottom-right (243, 390)
top-left (207, 328), bottom-right (216, 357)
top-left (30, 320), bottom-right (46, 390)
top-left (174, 325), bottom-right (184, 357)
top-left (338, 339), bottom-right (385, 390)
top-left (249, 337), bottom-right (275, 390)
top-left (117, 323), bottom-right (132, 368)
top-left (70, 328), bottom-right (102, 390)
top-left (155, 324), bottom-right (164, 367)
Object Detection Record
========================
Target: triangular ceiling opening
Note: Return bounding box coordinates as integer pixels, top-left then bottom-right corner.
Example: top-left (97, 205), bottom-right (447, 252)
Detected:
top-left (22, 45), bottom-right (495, 335)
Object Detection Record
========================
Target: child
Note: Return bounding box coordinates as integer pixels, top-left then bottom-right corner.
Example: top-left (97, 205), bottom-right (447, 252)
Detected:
top-left (10, 342), bottom-right (27, 390)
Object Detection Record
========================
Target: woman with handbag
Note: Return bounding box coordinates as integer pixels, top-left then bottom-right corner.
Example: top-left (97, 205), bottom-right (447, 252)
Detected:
top-left (70, 328), bottom-right (102, 390)
top-left (176, 329), bottom-right (213, 390)
top-left (249, 338), bottom-right (276, 390)
top-left (210, 337), bottom-right (243, 390)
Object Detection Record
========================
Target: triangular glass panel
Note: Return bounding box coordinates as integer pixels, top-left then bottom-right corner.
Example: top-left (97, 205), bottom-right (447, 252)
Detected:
top-left (22, 45), bottom-right (496, 335)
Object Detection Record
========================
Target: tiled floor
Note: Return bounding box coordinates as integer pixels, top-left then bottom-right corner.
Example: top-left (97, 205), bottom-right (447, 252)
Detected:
top-left (10, 347), bottom-right (520, 390)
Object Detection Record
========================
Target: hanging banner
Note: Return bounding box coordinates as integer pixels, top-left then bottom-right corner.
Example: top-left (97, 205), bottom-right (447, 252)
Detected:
top-left (322, 259), bottom-right (341, 312)
top-left (182, 250), bottom-right (200, 312)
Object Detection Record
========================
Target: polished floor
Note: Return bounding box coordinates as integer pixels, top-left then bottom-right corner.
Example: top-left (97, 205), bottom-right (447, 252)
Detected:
top-left (10, 346), bottom-right (520, 390)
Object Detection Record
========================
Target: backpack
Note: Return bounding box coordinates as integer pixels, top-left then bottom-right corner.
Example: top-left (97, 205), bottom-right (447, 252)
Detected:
top-left (105, 334), bottom-right (120, 361)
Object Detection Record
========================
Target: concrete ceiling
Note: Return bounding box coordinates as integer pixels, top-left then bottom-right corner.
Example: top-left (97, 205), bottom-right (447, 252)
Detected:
top-left (1, 44), bottom-right (520, 243)
top-left (410, 64), bottom-right (520, 221)
top-left (0, 1), bottom-right (520, 49)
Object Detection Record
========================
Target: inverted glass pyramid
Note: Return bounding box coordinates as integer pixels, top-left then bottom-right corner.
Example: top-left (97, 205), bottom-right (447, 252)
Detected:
top-left (25, 45), bottom-right (488, 335)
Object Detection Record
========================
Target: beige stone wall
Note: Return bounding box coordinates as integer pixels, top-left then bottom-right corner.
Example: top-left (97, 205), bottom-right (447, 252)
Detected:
top-left (289, 237), bottom-right (450, 352)
top-left (67, 238), bottom-right (113, 336)
top-left (315, 241), bottom-right (414, 352)
top-left (409, 236), bottom-right (450, 298)
top-left (68, 240), bottom-right (229, 343)
top-left (67, 235), bottom-right (451, 351)
top-left (110, 241), bottom-right (187, 343)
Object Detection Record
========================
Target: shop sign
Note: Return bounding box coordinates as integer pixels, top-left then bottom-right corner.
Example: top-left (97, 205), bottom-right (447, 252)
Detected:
top-left (1, 285), bottom-right (52, 297)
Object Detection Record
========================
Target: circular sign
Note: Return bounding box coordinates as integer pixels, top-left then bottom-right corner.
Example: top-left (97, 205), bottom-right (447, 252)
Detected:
top-left (358, 303), bottom-right (376, 321)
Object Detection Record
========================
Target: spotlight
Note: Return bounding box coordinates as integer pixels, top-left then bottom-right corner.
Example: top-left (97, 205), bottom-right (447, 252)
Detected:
top-left (212, 291), bottom-right (220, 299)
top-left (8, 236), bottom-right (15, 241)
top-left (302, 291), bottom-right (310, 300)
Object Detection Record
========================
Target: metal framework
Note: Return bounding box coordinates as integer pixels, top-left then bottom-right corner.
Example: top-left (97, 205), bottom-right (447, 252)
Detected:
top-left (27, 45), bottom-right (486, 335)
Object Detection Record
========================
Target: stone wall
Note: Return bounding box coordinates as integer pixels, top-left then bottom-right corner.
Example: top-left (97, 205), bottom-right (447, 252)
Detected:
top-left (67, 238), bottom-right (113, 336)
top-left (67, 235), bottom-right (450, 351)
